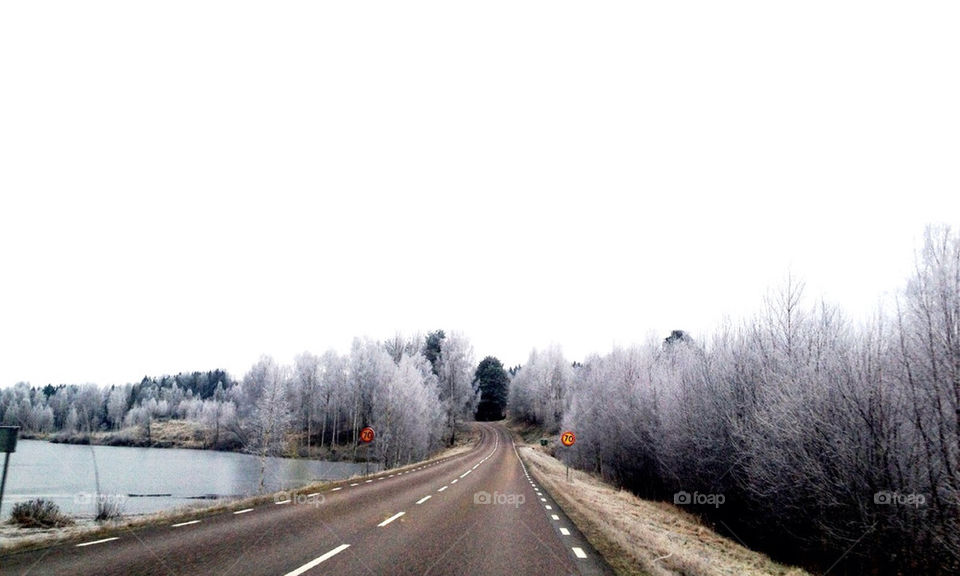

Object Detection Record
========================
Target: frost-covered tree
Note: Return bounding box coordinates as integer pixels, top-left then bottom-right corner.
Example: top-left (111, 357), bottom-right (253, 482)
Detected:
top-left (106, 386), bottom-right (129, 430)
top-left (242, 356), bottom-right (293, 491)
top-left (436, 332), bottom-right (478, 445)
top-left (319, 350), bottom-right (348, 448)
top-left (75, 384), bottom-right (104, 432)
top-left (384, 332), bottom-right (424, 364)
top-left (348, 339), bottom-right (395, 456)
top-left (292, 351), bottom-right (321, 452)
top-left (508, 346), bottom-right (572, 432)
top-left (371, 353), bottom-right (442, 467)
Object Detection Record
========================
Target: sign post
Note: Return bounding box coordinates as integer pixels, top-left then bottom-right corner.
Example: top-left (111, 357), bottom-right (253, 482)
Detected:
top-left (359, 427), bottom-right (375, 476)
top-left (560, 430), bottom-right (576, 482)
top-left (0, 426), bottom-right (19, 519)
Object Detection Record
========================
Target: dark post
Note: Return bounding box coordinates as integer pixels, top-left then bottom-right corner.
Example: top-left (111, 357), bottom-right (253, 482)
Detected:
top-left (0, 426), bottom-right (19, 519)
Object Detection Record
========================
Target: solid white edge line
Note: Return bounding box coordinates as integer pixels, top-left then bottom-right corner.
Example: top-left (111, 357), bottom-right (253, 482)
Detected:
top-left (283, 544), bottom-right (351, 576)
top-left (377, 511), bottom-right (405, 527)
top-left (172, 520), bottom-right (201, 527)
top-left (76, 537), bottom-right (119, 547)
top-left (234, 508), bottom-right (253, 515)
top-left (573, 547), bottom-right (588, 559)
top-left (416, 495), bottom-right (431, 504)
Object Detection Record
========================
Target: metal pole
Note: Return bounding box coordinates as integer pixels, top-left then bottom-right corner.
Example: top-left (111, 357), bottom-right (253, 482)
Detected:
top-left (0, 452), bottom-right (11, 518)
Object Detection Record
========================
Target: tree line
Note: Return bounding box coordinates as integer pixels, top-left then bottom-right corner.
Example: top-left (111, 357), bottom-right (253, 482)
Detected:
top-left (509, 226), bottom-right (959, 576)
top-left (0, 331), bottom-right (511, 470)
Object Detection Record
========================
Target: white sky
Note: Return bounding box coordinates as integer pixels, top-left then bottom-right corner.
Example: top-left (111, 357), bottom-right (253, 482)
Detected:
top-left (2, 1), bottom-right (958, 387)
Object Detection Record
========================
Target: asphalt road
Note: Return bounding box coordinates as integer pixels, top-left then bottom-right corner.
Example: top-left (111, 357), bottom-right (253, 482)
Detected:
top-left (1, 423), bottom-right (614, 576)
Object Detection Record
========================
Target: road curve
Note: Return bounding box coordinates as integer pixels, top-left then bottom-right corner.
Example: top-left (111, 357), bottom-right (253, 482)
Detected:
top-left (1, 423), bottom-right (613, 576)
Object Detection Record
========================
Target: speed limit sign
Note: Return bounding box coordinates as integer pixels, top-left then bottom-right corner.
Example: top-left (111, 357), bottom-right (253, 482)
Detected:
top-left (360, 427), bottom-right (375, 443)
top-left (560, 431), bottom-right (576, 447)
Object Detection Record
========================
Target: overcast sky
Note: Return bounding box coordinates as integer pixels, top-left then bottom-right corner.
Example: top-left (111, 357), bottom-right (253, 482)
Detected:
top-left (2, 1), bottom-right (958, 388)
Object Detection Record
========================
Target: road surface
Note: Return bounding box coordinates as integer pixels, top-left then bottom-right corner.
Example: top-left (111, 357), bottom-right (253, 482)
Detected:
top-left (2, 423), bottom-right (613, 576)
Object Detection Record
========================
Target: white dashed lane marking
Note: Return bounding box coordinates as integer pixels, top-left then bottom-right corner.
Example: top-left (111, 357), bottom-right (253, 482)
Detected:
top-left (233, 508), bottom-right (253, 515)
top-left (283, 544), bottom-right (350, 576)
top-left (416, 495), bottom-right (431, 504)
top-left (172, 520), bottom-right (201, 527)
top-left (75, 537), bottom-right (118, 547)
top-left (573, 547), bottom-right (588, 559)
top-left (377, 512), bottom-right (405, 527)
top-left (560, 528), bottom-right (570, 535)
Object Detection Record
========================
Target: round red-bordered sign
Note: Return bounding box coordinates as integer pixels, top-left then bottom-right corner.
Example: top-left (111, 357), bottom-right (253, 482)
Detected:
top-left (360, 426), bottom-right (375, 443)
top-left (560, 431), bottom-right (576, 447)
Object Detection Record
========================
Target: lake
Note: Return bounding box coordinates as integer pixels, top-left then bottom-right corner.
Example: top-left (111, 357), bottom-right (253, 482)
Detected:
top-left (0, 440), bottom-right (375, 520)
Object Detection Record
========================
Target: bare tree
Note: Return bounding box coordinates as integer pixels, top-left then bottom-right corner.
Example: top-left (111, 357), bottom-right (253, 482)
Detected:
top-left (293, 352), bottom-right (321, 454)
top-left (243, 356), bottom-right (292, 493)
top-left (436, 332), bottom-right (478, 445)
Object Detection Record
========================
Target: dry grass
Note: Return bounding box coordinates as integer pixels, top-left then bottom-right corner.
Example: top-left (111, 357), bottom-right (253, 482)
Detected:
top-left (146, 420), bottom-right (206, 448)
top-left (49, 420), bottom-right (209, 449)
top-left (517, 445), bottom-right (811, 576)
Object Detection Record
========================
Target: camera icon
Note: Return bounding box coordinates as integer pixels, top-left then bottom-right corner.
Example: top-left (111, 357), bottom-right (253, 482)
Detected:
top-left (474, 491), bottom-right (492, 505)
top-left (674, 491), bottom-right (691, 505)
top-left (874, 491), bottom-right (892, 505)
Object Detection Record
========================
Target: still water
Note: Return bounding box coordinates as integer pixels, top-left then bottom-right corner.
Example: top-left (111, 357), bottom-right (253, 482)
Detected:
top-left (1, 440), bottom-right (373, 519)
